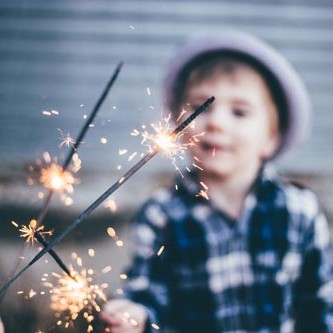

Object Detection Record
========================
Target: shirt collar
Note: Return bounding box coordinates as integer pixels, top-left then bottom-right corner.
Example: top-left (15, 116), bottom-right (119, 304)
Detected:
top-left (177, 163), bottom-right (278, 204)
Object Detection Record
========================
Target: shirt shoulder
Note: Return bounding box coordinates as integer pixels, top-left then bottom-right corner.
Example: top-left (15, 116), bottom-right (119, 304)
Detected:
top-left (276, 178), bottom-right (321, 220)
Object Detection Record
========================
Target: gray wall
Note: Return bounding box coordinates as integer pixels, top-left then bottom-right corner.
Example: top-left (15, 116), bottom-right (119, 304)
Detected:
top-left (0, 0), bottom-right (332, 212)
top-left (1, 0), bottom-right (333, 169)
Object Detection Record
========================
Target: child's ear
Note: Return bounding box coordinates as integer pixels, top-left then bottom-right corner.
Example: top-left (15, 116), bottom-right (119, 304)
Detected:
top-left (261, 133), bottom-right (280, 160)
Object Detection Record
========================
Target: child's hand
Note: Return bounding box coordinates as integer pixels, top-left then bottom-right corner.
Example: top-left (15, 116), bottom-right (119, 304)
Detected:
top-left (100, 299), bottom-right (148, 333)
top-left (0, 317), bottom-right (4, 333)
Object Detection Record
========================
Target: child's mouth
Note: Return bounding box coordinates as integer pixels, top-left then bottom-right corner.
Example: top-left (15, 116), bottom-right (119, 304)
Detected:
top-left (201, 142), bottom-right (232, 154)
top-left (201, 142), bottom-right (216, 151)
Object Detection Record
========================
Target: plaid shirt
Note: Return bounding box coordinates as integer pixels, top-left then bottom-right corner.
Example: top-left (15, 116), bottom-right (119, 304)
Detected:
top-left (123, 171), bottom-right (333, 333)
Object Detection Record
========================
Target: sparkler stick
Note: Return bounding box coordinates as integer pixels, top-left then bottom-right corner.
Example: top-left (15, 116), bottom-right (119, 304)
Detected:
top-left (33, 232), bottom-right (75, 281)
top-left (0, 96), bottom-right (215, 295)
top-left (63, 62), bottom-right (123, 170)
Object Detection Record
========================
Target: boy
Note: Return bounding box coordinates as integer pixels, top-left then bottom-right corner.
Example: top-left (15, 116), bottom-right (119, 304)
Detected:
top-left (100, 30), bottom-right (333, 333)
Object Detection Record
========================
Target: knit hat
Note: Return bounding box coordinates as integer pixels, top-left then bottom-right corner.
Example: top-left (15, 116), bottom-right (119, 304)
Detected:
top-left (163, 30), bottom-right (312, 159)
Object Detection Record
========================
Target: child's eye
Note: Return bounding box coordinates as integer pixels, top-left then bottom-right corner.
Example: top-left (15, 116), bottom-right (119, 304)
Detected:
top-left (190, 104), bottom-right (199, 110)
top-left (233, 108), bottom-right (248, 118)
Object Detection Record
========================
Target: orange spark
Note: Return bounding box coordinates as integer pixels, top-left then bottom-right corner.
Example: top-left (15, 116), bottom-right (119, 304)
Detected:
top-left (44, 254), bottom-right (108, 332)
top-left (16, 219), bottom-right (53, 245)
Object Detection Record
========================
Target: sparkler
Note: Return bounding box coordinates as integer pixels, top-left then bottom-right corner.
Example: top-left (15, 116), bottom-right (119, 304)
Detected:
top-left (11, 220), bottom-right (75, 280)
top-left (132, 112), bottom-right (205, 176)
top-left (12, 219), bottom-right (53, 245)
top-left (37, 153), bottom-right (80, 206)
top-left (0, 96), bottom-right (214, 296)
top-left (34, 233), bottom-right (75, 280)
top-left (17, 252), bottom-right (109, 332)
top-left (31, 63), bottom-right (123, 277)
top-left (1, 62), bottom-right (124, 301)
top-left (43, 253), bottom-right (108, 332)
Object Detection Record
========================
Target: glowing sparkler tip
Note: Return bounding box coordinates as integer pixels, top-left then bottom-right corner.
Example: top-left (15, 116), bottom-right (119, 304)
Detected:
top-left (51, 175), bottom-right (64, 189)
top-left (33, 153), bottom-right (81, 205)
top-left (40, 163), bottom-right (71, 191)
top-left (155, 134), bottom-right (175, 151)
top-left (44, 254), bottom-right (109, 332)
top-left (18, 219), bottom-right (53, 245)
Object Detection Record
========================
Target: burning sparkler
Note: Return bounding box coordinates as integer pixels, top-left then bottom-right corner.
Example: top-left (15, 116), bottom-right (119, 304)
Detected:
top-left (131, 112), bottom-right (205, 176)
top-left (12, 219), bottom-right (53, 245)
top-left (0, 96), bottom-right (214, 296)
top-left (37, 153), bottom-right (81, 206)
top-left (0, 62), bottom-right (123, 301)
top-left (43, 253), bottom-right (108, 332)
top-left (27, 151), bottom-right (82, 206)
top-left (40, 163), bottom-right (74, 192)
top-left (11, 220), bottom-right (75, 279)
top-left (17, 252), bottom-right (109, 332)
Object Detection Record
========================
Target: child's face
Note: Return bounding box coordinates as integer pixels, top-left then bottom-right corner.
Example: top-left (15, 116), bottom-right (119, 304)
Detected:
top-left (181, 64), bottom-right (279, 180)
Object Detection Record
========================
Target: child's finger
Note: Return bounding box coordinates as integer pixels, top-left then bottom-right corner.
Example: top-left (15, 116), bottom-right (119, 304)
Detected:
top-left (99, 310), bottom-right (123, 326)
top-left (101, 299), bottom-right (147, 333)
top-left (103, 299), bottom-right (135, 316)
top-left (101, 300), bottom-right (129, 320)
top-left (101, 315), bottom-right (142, 333)
top-left (109, 326), bottom-right (143, 333)
top-left (0, 317), bottom-right (4, 333)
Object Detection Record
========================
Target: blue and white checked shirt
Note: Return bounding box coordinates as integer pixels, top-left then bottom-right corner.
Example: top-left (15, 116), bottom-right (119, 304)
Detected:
top-left (123, 171), bottom-right (333, 333)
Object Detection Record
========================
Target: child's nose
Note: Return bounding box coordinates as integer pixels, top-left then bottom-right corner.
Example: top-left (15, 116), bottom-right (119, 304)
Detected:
top-left (205, 105), bottom-right (231, 132)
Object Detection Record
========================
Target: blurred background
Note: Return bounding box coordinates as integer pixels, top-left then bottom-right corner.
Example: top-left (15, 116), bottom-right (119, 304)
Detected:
top-left (0, 0), bottom-right (333, 332)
